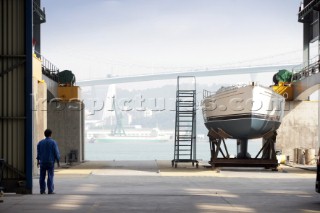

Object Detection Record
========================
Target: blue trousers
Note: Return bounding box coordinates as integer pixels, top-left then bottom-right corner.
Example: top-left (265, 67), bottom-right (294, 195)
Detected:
top-left (39, 162), bottom-right (54, 193)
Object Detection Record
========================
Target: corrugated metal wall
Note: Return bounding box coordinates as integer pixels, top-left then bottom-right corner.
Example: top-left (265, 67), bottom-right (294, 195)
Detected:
top-left (0, 0), bottom-right (30, 193)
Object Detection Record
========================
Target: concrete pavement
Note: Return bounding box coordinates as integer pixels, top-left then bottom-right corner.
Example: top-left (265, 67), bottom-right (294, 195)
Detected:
top-left (0, 161), bottom-right (319, 213)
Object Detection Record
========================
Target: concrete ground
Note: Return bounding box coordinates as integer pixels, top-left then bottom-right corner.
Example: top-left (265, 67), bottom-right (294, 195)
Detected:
top-left (0, 160), bottom-right (320, 213)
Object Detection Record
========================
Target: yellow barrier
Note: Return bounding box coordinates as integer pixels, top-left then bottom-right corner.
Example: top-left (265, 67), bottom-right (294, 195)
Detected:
top-left (272, 82), bottom-right (293, 101)
top-left (58, 86), bottom-right (81, 101)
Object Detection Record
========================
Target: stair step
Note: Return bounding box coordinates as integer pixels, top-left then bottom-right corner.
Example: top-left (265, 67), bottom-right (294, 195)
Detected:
top-left (178, 93), bottom-right (195, 95)
top-left (176, 110), bottom-right (193, 112)
top-left (177, 95), bottom-right (194, 97)
top-left (177, 100), bottom-right (194, 102)
top-left (177, 105), bottom-right (194, 107)
top-left (178, 90), bottom-right (195, 92)
top-left (177, 103), bottom-right (194, 105)
top-left (177, 116), bottom-right (193, 118)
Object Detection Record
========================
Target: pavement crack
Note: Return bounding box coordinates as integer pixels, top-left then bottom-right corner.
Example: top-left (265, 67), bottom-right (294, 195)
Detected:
top-left (89, 201), bottom-right (100, 213)
top-left (216, 192), bottom-right (233, 207)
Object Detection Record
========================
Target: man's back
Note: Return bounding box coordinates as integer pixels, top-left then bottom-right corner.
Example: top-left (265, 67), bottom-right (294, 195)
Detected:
top-left (37, 129), bottom-right (60, 194)
top-left (37, 138), bottom-right (60, 164)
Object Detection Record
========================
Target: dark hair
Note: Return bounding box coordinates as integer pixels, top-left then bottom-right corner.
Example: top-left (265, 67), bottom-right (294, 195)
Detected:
top-left (44, 129), bottom-right (52, 137)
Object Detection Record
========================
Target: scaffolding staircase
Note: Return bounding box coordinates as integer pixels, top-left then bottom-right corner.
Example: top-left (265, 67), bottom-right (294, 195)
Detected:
top-left (172, 76), bottom-right (198, 168)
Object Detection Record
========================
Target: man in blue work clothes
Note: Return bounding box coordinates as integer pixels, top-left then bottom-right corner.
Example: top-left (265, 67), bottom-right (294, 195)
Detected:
top-left (37, 129), bottom-right (60, 194)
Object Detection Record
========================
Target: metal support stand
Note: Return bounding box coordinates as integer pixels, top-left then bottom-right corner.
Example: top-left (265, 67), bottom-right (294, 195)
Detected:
top-left (208, 129), bottom-right (278, 170)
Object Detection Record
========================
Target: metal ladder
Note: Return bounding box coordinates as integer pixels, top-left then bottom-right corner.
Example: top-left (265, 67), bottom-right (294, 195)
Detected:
top-left (172, 76), bottom-right (198, 168)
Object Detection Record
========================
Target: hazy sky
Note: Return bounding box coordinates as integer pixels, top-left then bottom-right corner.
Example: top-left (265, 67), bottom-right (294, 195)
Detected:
top-left (41, 0), bottom-right (303, 83)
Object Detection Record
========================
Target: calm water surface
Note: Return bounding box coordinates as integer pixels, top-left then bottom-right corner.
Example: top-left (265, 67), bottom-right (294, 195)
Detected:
top-left (85, 139), bottom-right (262, 161)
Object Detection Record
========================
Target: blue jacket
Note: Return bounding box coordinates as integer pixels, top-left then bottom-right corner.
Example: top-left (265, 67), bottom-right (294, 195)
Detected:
top-left (37, 137), bottom-right (60, 164)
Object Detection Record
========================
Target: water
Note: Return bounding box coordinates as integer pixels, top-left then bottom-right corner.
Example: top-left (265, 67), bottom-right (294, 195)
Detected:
top-left (85, 139), bottom-right (263, 161)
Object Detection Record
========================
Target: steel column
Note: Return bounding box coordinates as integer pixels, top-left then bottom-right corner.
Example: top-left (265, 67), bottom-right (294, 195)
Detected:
top-left (25, 0), bottom-right (33, 194)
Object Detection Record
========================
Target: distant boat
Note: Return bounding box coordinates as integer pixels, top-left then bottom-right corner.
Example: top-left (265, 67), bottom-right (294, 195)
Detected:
top-left (86, 128), bottom-right (172, 143)
top-left (95, 135), bottom-right (170, 143)
top-left (88, 137), bottom-right (95, 143)
top-left (202, 83), bottom-right (285, 139)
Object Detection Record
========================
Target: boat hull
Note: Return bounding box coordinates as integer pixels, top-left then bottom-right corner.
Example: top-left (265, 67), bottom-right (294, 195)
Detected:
top-left (202, 85), bottom-right (285, 139)
top-left (204, 116), bottom-right (281, 139)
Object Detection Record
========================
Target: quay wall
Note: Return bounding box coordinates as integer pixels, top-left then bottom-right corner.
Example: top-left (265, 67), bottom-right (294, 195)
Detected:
top-left (276, 101), bottom-right (319, 163)
top-left (47, 101), bottom-right (85, 164)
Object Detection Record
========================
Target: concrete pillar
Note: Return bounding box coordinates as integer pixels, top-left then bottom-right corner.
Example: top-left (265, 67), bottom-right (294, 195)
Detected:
top-left (32, 78), bottom-right (47, 175)
top-left (305, 148), bottom-right (316, 165)
top-left (47, 101), bottom-right (85, 163)
top-left (318, 90), bottom-right (320, 160)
